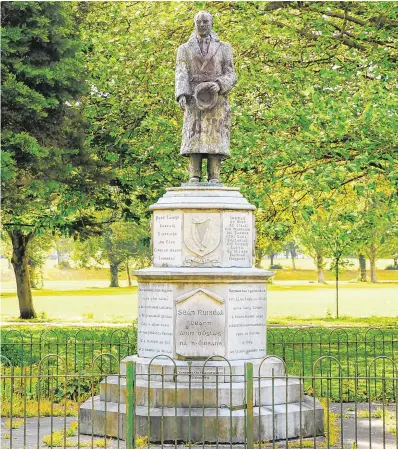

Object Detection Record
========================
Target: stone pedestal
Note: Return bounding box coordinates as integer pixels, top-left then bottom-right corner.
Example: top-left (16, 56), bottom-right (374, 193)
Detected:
top-left (79, 186), bottom-right (323, 442)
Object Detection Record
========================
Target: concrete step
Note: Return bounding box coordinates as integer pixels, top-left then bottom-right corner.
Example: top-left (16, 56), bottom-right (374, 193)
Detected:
top-left (100, 376), bottom-right (303, 407)
top-left (120, 355), bottom-right (285, 383)
top-left (79, 395), bottom-right (324, 443)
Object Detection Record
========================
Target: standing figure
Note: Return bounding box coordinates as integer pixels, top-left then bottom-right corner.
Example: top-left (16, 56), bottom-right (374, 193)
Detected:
top-left (175, 11), bottom-right (237, 183)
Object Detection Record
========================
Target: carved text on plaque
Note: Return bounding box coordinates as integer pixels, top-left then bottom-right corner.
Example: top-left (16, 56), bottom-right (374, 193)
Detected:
top-left (138, 283), bottom-right (174, 357)
top-left (153, 211), bottom-right (182, 267)
top-left (227, 284), bottom-right (266, 359)
top-left (175, 288), bottom-right (225, 358)
top-left (223, 212), bottom-right (252, 266)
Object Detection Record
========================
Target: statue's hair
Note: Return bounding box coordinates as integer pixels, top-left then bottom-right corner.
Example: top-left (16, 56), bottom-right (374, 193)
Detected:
top-left (194, 11), bottom-right (213, 25)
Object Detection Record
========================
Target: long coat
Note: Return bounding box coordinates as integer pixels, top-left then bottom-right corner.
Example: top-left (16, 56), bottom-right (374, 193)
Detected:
top-left (175, 32), bottom-right (236, 157)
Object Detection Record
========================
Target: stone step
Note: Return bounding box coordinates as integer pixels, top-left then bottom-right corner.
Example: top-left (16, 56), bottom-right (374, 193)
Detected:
top-left (100, 376), bottom-right (303, 407)
top-left (79, 395), bottom-right (323, 443)
top-left (120, 355), bottom-right (285, 383)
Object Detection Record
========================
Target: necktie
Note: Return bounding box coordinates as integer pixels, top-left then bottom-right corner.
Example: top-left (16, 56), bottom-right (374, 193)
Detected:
top-left (199, 37), bottom-right (210, 56)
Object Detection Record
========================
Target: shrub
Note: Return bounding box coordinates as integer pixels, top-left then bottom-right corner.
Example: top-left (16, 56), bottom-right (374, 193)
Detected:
top-left (270, 264), bottom-right (283, 269)
top-left (385, 265), bottom-right (398, 270)
top-left (0, 344), bottom-right (39, 366)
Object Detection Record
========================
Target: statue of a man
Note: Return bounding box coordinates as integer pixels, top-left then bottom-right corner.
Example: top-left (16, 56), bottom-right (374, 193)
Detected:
top-left (175, 11), bottom-right (236, 183)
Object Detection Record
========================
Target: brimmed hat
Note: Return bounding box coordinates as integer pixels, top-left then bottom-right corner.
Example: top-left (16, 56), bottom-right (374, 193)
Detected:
top-left (194, 82), bottom-right (218, 111)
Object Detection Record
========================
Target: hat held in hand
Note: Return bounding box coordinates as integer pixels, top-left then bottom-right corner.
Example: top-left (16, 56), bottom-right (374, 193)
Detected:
top-left (194, 82), bottom-right (219, 111)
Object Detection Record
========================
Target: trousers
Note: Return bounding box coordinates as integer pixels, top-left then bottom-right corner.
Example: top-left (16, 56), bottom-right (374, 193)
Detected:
top-left (189, 154), bottom-right (222, 182)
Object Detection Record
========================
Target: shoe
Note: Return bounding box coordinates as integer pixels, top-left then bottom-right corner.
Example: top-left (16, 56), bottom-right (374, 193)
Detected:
top-left (190, 177), bottom-right (200, 183)
top-left (208, 178), bottom-right (219, 184)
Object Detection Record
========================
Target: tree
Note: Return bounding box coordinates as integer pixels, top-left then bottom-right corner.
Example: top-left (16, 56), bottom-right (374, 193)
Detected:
top-left (297, 220), bottom-right (328, 284)
top-left (73, 222), bottom-right (150, 287)
top-left (313, 209), bottom-right (360, 318)
top-left (358, 253), bottom-right (367, 282)
top-left (1, 2), bottom-right (110, 318)
top-left (357, 195), bottom-right (398, 283)
top-left (283, 241), bottom-right (298, 270)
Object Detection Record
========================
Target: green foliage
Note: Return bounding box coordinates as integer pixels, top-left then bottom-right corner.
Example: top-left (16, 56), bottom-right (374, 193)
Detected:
top-left (72, 221), bottom-right (150, 285)
top-left (80, 1), bottom-right (397, 261)
top-left (1, 2), bottom-right (113, 317)
top-left (1, 1), bottom-right (114, 239)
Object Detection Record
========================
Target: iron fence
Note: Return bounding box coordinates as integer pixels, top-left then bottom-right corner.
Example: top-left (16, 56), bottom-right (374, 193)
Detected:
top-left (1, 326), bottom-right (396, 396)
top-left (1, 339), bottom-right (397, 448)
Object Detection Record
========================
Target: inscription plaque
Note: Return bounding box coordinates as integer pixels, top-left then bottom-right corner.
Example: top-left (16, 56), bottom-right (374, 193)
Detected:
top-left (138, 283), bottom-right (174, 357)
top-left (175, 288), bottom-right (225, 358)
top-left (223, 212), bottom-right (253, 267)
top-left (153, 211), bottom-right (182, 267)
top-left (227, 284), bottom-right (266, 359)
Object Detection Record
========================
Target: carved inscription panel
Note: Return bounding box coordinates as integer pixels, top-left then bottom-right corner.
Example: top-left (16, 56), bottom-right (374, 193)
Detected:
top-left (138, 283), bottom-right (174, 357)
top-left (175, 289), bottom-right (225, 358)
top-left (222, 212), bottom-right (253, 267)
top-left (153, 211), bottom-right (182, 267)
top-left (227, 284), bottom-right (266, 360)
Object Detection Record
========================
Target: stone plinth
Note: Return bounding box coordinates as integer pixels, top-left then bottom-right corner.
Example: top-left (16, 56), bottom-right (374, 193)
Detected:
top-left (150, 187), bottom-right (255, 268)
top-left (79, 185), bottom-right (324, 442)
top-left (79, 357), bottom-right (324, 442)
top-left (135, 267), bottom-right (271, 361)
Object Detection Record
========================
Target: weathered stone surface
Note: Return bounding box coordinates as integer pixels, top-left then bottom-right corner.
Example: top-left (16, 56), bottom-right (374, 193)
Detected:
top-left (137, 283), bottom-right (174, 358)
top-left (175, 11), bottom-right (236, 182)
top-left (134, 275), bottom-right (269, 360)
top-left (175, 288), bottom-right (225, 358)
top-left (100, 376), bottom-right (302, 407)
top-left (151, 188), bottom-right (256, 268)
top-left (152, 211), bottom-right (183, 267)
top-left (119, 355), bottom-right (285, 383)
top-left (79, 396), bottom-right (324, 442)
top-left (149, 186), bottom-right (255, 210)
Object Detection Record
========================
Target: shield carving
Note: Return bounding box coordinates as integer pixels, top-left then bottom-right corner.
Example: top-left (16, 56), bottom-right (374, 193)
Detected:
top-left (184, 213), bottom-right (221, 257)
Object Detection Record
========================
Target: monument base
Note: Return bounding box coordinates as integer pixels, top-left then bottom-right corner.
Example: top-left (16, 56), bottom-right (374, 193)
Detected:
top-left (79, 356), bottom-right (324, 442)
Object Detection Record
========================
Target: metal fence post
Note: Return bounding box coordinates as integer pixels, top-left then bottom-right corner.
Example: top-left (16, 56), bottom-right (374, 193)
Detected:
top-left (245, 362), bottom-right (254, 449)
top-left (126, 361), bottom-right (136, 449)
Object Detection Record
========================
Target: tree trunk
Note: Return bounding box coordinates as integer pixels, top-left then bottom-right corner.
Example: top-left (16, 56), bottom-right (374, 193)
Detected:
top-left (393, 257), bottom-right (398, 269)
top-left (369, 243), bottom-right (377, 283)
top-left (28, 260), bottom-right (38, 289)
top-left (270, 253), bottom-right (275, 266)
top-left (358, 254), bottom-right (367, 282)
top-left (316, 252), bottom-right (326, 284)
top-left (56, 247), bottom-right (61, 266)
top-left (255, 248), bottom-right (264, 268)
top-left (109, 262), bottom-right (119, 287)
top-left (8, 230), bottom-right (36, 319)
top-left (126, 261), bottom-right (132, 287)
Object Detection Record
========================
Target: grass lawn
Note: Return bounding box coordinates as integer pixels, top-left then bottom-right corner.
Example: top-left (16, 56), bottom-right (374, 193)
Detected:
top-left (1, 283), bottom-right (397, 322)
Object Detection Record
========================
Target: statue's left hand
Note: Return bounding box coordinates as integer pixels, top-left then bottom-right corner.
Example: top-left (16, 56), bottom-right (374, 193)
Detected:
top-left (210, 82), bottom-right (220, 93)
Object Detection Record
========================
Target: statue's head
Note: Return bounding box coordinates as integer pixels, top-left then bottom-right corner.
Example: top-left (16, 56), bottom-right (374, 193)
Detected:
top-left (194, 11), bottom-right (213, 38)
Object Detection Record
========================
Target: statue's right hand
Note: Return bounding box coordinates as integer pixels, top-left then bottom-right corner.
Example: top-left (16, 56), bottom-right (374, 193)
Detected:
top-left (178, 96), bottom-right (187, 110)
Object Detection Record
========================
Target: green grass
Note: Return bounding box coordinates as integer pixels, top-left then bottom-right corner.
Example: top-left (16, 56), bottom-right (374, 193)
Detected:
top-left (1, 283), bottom-right (397, 322)
top-left (0, 286), bottom-right (137, 299)
top-left (271, 268), bottom-right (398, 282)
top-left (1, 325), bottom-right (396, 406)
top-left (268, 316), bottom-right (398, 327)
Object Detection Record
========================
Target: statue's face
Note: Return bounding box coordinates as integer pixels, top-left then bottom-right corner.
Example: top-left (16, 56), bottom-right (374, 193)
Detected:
top-left (195, 13), bottom-right (212, 38)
